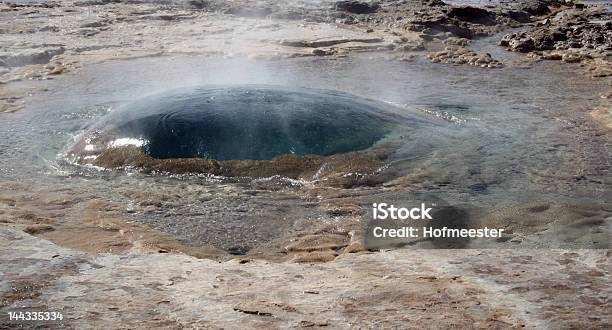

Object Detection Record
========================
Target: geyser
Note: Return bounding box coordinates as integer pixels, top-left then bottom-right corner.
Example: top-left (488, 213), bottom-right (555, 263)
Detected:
top-left (70, 85), bottom-right (428, 180)
top-left (109, 86), bottom-right (394, 160)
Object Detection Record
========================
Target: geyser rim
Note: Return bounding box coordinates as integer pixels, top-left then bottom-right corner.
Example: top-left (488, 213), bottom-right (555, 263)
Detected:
top-left (70, 144), bottom-right (397, 187)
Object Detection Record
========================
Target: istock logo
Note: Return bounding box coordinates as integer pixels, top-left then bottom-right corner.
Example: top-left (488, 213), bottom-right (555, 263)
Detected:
top-left (372, 203), bottom-right (433, 220)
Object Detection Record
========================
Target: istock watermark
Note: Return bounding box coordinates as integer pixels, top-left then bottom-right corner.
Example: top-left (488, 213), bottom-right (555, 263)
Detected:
top-left (362, 193), bottom-right (510, 249)
top-left (372, 203), bottom-right (433, 220)
top-left (362, 192), bottom-right (609, 249)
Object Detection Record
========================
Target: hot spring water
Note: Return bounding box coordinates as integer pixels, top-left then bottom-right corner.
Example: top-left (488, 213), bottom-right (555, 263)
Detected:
top-left (1, 52), bottom-right (610, 251)
top-left (71, 86), bottom-right (408, 162)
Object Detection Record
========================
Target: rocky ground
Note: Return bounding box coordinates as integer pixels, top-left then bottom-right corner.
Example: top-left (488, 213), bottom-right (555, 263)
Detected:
top-left (1, 0), bottom-right (609, 125)
top-left (2, 228), bottom-right (611, 328)
top-left (500, 4), bottom-right (611, 76)
top-left (1, 0), bottom-right (611, 328)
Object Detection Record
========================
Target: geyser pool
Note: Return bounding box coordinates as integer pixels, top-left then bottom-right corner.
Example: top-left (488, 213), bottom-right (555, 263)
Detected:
top-left (80, 86), bottom-right (398, 159)
top-left (69, 85), bottom-right (431, 178)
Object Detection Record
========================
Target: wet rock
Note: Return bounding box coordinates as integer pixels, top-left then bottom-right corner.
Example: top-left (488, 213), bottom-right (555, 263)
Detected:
top-left (448, 6), bottom-right (497, 26)
top-left (394, 39), bottom-right (425, 51)
top-left (74, 0), bottom-right (122, 6)
top-left (337, 0), bottom-right (570, 42)
top-left (541, 52), bottom-right (563, 60)
top-left (427, 47), bottom-right (503, 68)
top-left (87, 146), bottom-right (390, 186)
top-left (443, 37), bottom-right (470, 47)
top-left (501, 7), bottom-right (611, 63)
top-left (420, 21), bottom-right (476, 39)
top-left (279, 37), bottom-right (384, 48)
top-left (508, 36), bottom-right (536, 52)
top-left (562, 52), bottom-right (583, 63)
top-left (311, 48), bottom-right (334, 56)
top-left (334, 1), bottom-right (379, 15)
top-left (392, 53), bottom-right (418, 62)
top-left (517, 0), bottom-right (557, 16)
top-left (45, 62), bottom-right (65, 75)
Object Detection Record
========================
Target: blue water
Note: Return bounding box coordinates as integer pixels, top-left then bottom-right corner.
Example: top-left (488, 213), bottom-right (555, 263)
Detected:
top-left (86, 86), bottom-right (410, 160)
